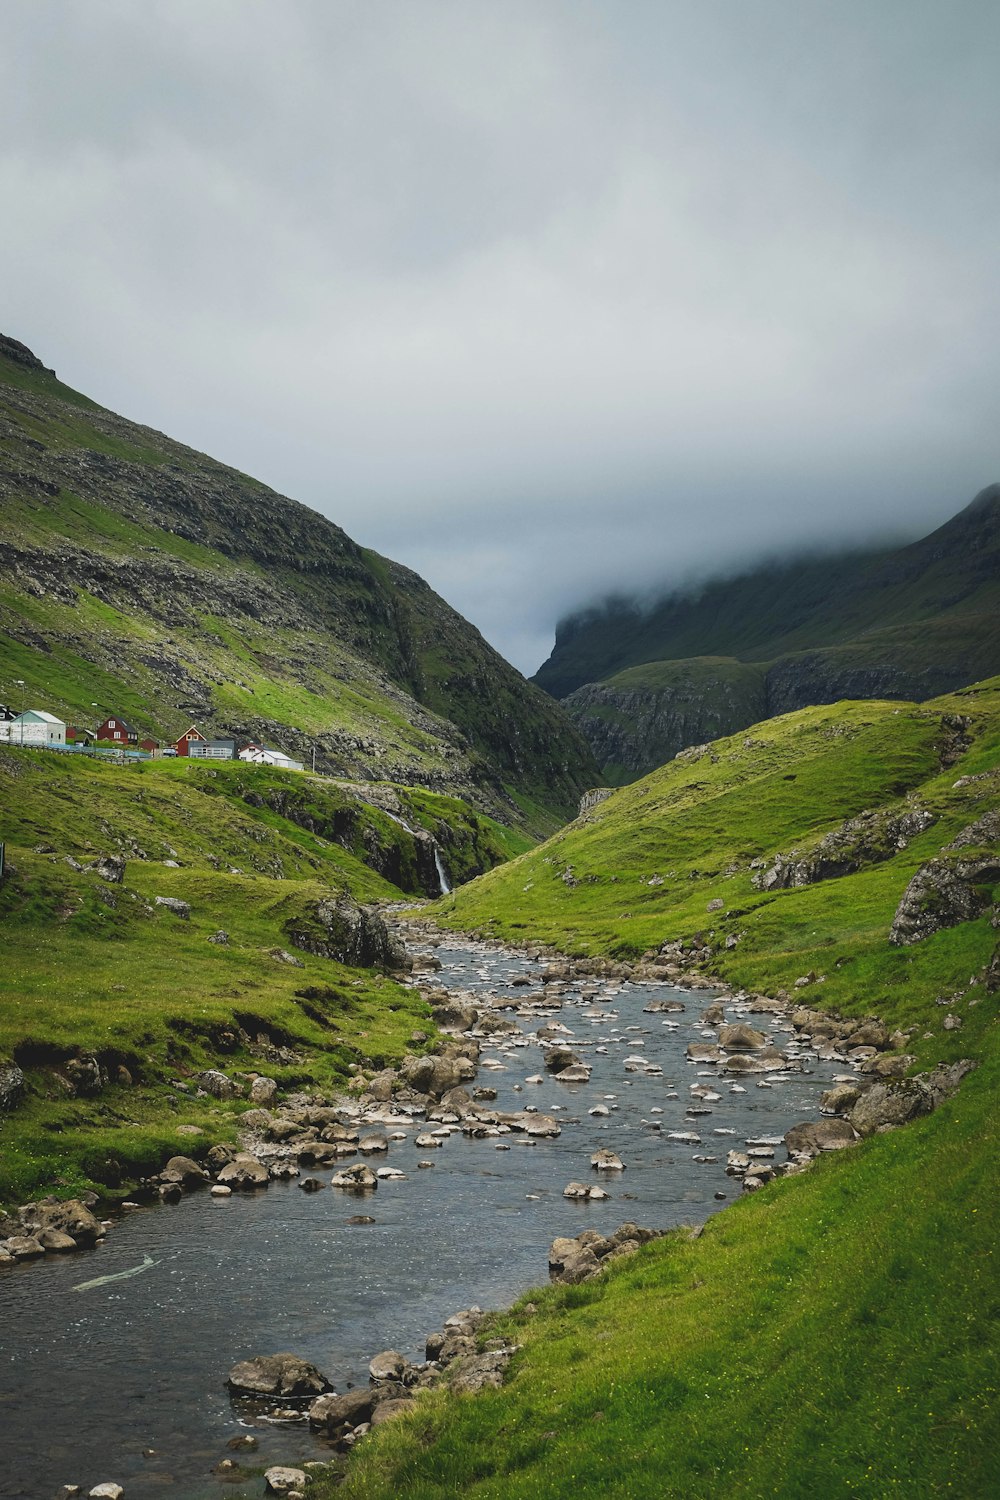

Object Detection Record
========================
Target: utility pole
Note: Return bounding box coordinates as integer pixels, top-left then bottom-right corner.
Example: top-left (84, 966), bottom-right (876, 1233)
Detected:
top-left (14, 679), bottom-right (24, 746)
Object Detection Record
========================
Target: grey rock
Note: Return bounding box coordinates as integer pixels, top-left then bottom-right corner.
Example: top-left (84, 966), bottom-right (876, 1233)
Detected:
top-left (217, 1152), bottom-right (269, 1189)
top-left (29, 1198), bottom-right (103, 1246)
top-left (309, 1386), bottom-right (374, 1434)
top-left (249, 1076), bottom-right (278, 1106)
top-left (819, 1083), bottom-right (861, 1115)
top-left (0, 1063), bottom-right (25, 1113)
top-left (286, 894), bottom-right (404, 969)
top-left (263, 1469), bottom-right (308, 1496)
top-left (848, 1078), bottom-right (934, 1136)
top-left (369, 1397), bottom-right (414, 1427)
top-left (890, 857), bottom-right (1000, 945)
top-left (199, 1069), bottom-right (241, 1100)
top-left (154, 895), bottom-right (190, 918)
top-left (784, 1118), bottom-right (859, 1155)
top-left (369, 1349), bottom-right (406, 1383)
top-left (159, 1155), bottom-right (209, 1190)
top-left (718, 1023), bottom-right (767, 1050)
top-left (228, 1353), bottom-right (332, 1399)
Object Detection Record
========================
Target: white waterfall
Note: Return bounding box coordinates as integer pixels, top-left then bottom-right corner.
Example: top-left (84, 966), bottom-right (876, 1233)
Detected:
top-left (433, 847), bottom-right (452, 896)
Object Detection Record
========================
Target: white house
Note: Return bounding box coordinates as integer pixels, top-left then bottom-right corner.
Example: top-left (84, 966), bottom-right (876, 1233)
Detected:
top-left (238, 741), bottom-right (304, 772)
top-left (0, 709), bottom-right (67, 747)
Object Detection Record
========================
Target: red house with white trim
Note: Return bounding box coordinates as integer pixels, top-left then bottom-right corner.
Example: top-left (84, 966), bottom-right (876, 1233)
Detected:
top-left (175, 725), bottom-right (208, 756)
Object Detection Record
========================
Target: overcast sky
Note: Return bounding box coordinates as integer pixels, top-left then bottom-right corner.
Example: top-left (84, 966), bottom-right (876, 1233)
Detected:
top-left (3, 1), bottom-right (999, 673)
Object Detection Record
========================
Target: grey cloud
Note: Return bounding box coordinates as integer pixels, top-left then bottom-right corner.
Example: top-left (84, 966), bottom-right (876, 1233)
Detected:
top-left (2, 0), bottom-right (998, 672)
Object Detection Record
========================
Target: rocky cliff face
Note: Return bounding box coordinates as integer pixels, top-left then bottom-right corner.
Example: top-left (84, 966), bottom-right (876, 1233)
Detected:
top-left (0, 336), bottom-right (597, 824)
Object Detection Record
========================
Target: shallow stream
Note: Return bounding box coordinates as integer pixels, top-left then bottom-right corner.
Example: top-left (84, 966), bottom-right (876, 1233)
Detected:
top-left (0, 937), bottom-right (844, 1498)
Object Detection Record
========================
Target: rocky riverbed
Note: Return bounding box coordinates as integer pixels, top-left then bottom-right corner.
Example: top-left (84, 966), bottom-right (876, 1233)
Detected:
top-left (0, 923), bottom-right (970, 1499)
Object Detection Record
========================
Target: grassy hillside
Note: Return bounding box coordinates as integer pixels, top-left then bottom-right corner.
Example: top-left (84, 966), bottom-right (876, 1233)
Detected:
top-left (535, 486), bottom-right (1000, 783)
top-left (0, 333), bottom-right (597, 826)
top-left (319, 681), bottom-right (1000, 1499)
top-left (0, 746), bottom-right (528, 1204)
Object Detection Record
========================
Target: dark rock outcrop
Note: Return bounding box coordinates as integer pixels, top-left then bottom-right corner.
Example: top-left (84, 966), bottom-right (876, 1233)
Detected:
top-left (286, 894), bottom-right (405, 969)
top-left (889, 857), bottom-right (1000, 945)
top-left (754, 806), bottom-right (937, 892)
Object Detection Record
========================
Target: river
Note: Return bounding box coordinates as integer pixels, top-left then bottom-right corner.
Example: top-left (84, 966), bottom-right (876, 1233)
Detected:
top-left (0, 935), bottom-right (845, 1498)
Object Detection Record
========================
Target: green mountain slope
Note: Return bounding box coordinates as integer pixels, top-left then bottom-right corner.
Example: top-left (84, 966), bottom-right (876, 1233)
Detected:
top-left (329, 681), bottom-right (1000, 1499)
top-left (0, 744), bottom-right (531, 1202)
top-left (0, 333), bottom-right (597, 827)
top-left (534, 487), bottom-right (1000, 782)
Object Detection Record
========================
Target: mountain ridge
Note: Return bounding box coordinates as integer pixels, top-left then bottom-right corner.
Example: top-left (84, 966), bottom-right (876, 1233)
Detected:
top-left (534, 485), bottom-right (1000, 781)
top-left (0, 335), bottom-right (598, 827)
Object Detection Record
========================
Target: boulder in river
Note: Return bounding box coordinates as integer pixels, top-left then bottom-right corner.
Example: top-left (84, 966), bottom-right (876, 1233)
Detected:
top-left (554, 1064), bottom-right (592, 1082)
top-left (228, 1353), bottom-right (332, 1399)
top-left (331, 1164), bottom-right (378, 1190)
top-left (543, 1045), bottom-right (582, 1073)
top-left (591, 1149), bottom-right (625, 1171)
top-left (217, 1152), bottom-right (269, 1189)
top-left (819, 1083), bottom-right (861, 1115)
top-left (686, 1043), bottom-right (722, 1063)
top-left (718, 1023), bottom-right (767, 1050)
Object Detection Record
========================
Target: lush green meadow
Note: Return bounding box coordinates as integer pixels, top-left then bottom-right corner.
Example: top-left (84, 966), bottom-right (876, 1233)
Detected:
top-left (0, 748), bottom-right (517, 1203)
top-left (316, 682), bottom-right (1000, 1500)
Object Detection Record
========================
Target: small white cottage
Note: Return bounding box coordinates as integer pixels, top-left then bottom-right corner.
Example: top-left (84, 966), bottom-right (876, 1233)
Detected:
top-left (238, 741), bottom-right (304, 772)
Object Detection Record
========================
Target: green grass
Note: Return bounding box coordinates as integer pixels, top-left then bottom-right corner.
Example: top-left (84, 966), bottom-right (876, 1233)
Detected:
top-left (333, 1041), bottom-right (998, 1499)
top-left (0, 746), bottom-right (529, 1204)
top-left (311, 680), bottom-right (1000, 1500)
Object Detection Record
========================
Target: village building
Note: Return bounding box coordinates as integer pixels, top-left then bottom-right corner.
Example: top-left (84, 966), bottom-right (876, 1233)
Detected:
top-left (189, 738), bottom-right (237, 760)
top-left (238, 741), bottom-right (305, 772)
top-left (0, 710), bottom-right (67, 747)
top-left (96, 715), bottom-right (138, 746)
top-left (174, 726), bottom-right (208, 756)
top-left (66, 725), bottom-right (96, 744)
top-left (138, 737), bottom-right (159, 755)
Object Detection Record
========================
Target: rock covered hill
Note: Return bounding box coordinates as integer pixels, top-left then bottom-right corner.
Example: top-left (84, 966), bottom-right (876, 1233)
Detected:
top-left (534, 487), bottom-right (1000, 782)
top-left (0, 334), bottom-right (598, 825)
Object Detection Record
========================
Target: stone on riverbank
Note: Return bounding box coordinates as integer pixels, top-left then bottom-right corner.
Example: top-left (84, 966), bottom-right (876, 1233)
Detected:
top-left (785, 1119), bottom-right (859, 1156)
top-left (160, 1156), bottom-right (209, 1190)
top-left (264, 1468), bottom-right (308, 1496)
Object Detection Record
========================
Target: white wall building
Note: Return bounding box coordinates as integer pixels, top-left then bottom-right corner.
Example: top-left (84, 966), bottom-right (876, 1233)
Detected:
top-left (0, 709), bottom-right (67, 747)
top-left (238, 742), bottom-right (304, 772)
